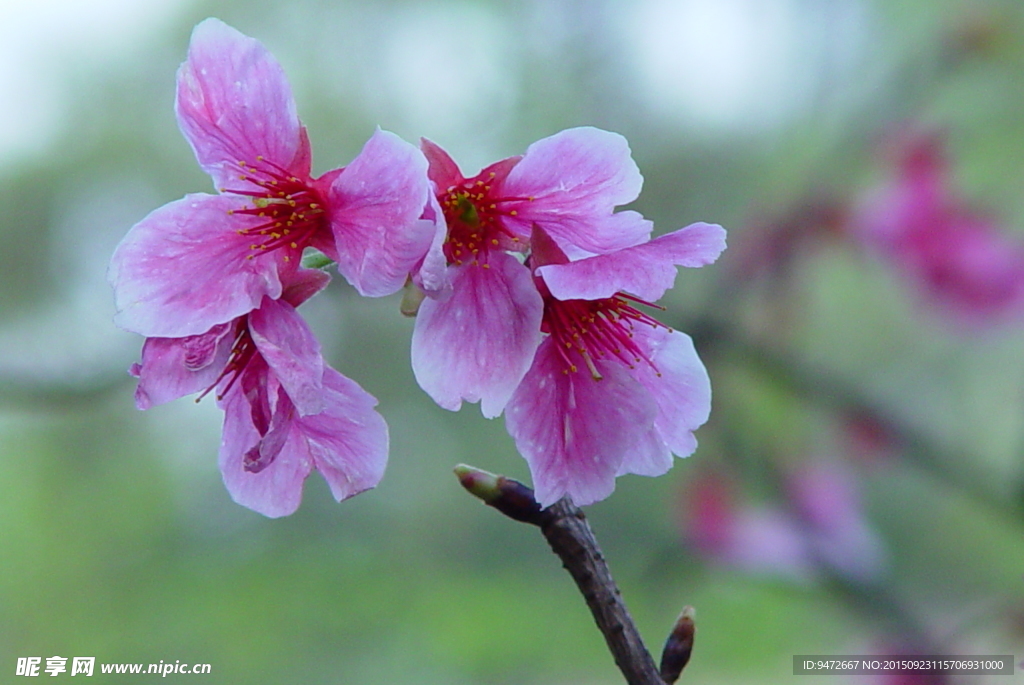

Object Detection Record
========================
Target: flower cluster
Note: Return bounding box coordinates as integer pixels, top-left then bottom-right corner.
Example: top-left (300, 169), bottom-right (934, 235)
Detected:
top-left (412, 131), bottom-right (725, 505)
top-left (109, 18), bottom-right (725, 515)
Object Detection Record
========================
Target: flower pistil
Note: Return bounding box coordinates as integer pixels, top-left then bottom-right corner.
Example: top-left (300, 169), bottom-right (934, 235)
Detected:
top-left (439, 171), bottom-right (533, 267)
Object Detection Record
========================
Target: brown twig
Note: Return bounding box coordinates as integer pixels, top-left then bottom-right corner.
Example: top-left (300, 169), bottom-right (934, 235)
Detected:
top-left (456, 465), bottom-right (691, 685)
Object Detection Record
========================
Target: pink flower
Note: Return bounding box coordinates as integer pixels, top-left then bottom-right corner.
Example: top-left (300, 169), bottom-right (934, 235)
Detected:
top-left (109, 18), bottom-right (433, 338)
top-left (855, 132), bottom-right (1024, 322)
top-left (681, 469), bottom-right (815, 581)
top-left (411, 126), bottom-right (692, 418)
top-left (504, 225), bottom-right (725, 506)
top-left (131, 269), bottom-right (387, 517)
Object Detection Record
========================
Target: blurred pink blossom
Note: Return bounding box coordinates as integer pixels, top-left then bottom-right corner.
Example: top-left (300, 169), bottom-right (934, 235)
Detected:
top-left (680, 462), bottom-right (886, 583)
top-left (854, 131), bottom-right (1024, 323)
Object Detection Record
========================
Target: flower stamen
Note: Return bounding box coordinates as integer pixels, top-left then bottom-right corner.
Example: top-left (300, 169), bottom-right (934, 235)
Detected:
top-left (543, 293), bottom-right (668, 379)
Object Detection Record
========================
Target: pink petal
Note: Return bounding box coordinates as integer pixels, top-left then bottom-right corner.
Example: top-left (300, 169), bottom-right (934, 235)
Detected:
top-left (108, 193), bottom-right (289, 338)
top-left (411, 254), bottom-right (543, 418)
top-left (538, 222), bottom-right (727, 301)
top-left (421, 137), bottom-right (465, 190)
top-left (629, 326), bottom-right (711, 460)
top-left (248, 297), bottom-right (324, 417)
top-left (292, 367), bottom-right (388, 502)
top-left (175, 18), bottom-right (309, 191)
top-left (326, 129), bottom-right (434, 297)
top-left (501, 127), bottom-right (652, 253)
top-left (131, 322), bottom-right (235, 409)
top-left (410, 193), bottom-right (452, 298)
top-left (504, 338), bottom-right (664, 507)
top-left (218, 381), bottom-right (313, 518)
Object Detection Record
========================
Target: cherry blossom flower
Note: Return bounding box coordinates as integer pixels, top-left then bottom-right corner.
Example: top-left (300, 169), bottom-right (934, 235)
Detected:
top-left (854, 131), bottom-right (1024, 323)
top-left (109, 18), bottom-right (433, 339)
top-left (503, 225), bottom-right (725, 506)
top-left (131, 269), bottom-right (387, 518)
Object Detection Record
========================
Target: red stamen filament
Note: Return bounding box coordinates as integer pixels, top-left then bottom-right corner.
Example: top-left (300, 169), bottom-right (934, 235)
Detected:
top-left (221, 157), bottom-right (325, 260)
top-left (544, 294), bottom-right (670, 380)
top-left (439, 172), bottom-right (534, 267)
top-left (195, 322), bottom-right (258, 403)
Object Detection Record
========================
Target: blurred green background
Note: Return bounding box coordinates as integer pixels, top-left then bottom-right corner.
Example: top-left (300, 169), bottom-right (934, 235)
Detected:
top-left (2, 0), bottom-right (1024, 682)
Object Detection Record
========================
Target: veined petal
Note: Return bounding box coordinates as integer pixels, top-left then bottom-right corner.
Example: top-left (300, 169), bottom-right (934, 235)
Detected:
top-left (248, 297), bottom-right (324, 417)
top-left (538, 222), bottom-right (727, 301)
top-left (501, 127), bottom-right (651, 253)
top-left (505, 338), bottom-right (664, 507)
top-left (327, 129), bottom-right (434, 297)
top-left (630, 326), bottom-right (711, 459)
top-left (176, 18), bottom-right (308, 191)
top-left (108, 193), bottom-right (287, 338)
top-left (412, 254), bottom-right (543, 418)
top-left (131, 322), bottom-right (235, 409)
top-left (411, 193), bottom-right (452, 298)
top-left (292, 367), bottom-right (388, 502)
top-left (218, 382), bottom-right (312, 518)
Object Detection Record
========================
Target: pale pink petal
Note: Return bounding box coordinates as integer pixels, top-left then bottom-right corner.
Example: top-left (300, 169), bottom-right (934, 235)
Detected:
top-left (410, 193), bottom-right (452, 298)
top-left (504, 338), bottom-right (663, 507)
top-left (411, 254), bottom-right (543, 418)
top-left (218, 382), bottom-right (312, 518)
top-left (292, 367), bottom-right (388, 502)
top-left (108, 193), bottom-right (288, 338)
top-left (630, 326), bottom-right (711, 458)
top-left (131, 322), bottom-right (234, 409)
top-left (501, 127), bottom-right (652, 253)
top-left (326, 129), bottom-right (434, 297)
top-left (538, 223), bottom-right (727, 301)
top-left (248, 297), bottom-right (324, 417)
top-left (175, 18), bottom-right (308, 191)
